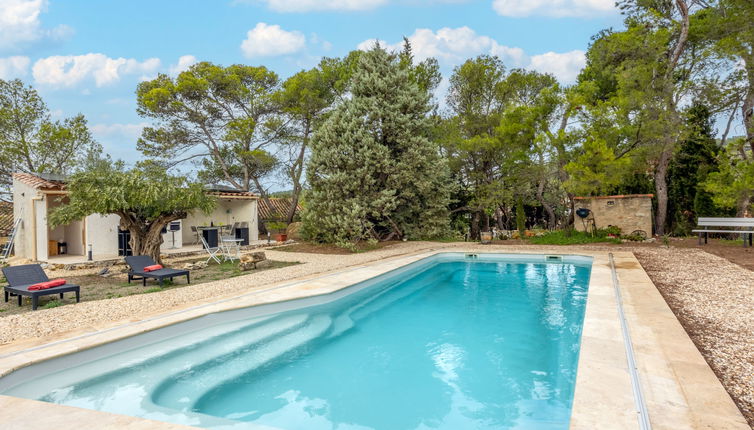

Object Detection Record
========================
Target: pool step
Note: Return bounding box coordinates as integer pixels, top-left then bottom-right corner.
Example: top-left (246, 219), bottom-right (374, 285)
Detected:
top-left (2, 315), bottom-right (291, 400)
top-left (322, 268), bottom-right (451, 341)
top-left (152, 315), bottom-right (333, 411)
top-left (347, 268), bottom-right (451, 322)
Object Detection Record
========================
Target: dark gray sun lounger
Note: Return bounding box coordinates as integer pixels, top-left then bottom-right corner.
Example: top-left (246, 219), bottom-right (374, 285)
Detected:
top-left (1, 264), bottom-right (80, 310)
top-left (125, 255), bottom-right (190, 287)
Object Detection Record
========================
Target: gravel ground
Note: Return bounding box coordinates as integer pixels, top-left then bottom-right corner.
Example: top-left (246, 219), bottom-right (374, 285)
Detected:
top-left (0, 241), bottom-right (751, 426)
top-left (630, 247), bottom-right (754, 427)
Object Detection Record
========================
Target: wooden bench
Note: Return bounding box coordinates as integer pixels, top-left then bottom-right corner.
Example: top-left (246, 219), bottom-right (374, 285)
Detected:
top-left (693, 217), bottom-right (754, 247)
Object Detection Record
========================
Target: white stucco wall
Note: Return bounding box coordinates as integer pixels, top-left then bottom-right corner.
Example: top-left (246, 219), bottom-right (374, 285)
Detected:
top-left (12, 179), bottom-right (36, 260)
top-left (161, 220), bottom-right (183, 251)
top-left (85, 214), bottom-right (121, 257)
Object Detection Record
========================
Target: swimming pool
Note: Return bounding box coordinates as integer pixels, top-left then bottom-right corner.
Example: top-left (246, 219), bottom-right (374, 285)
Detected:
top-left (0, 253), bottom-right (592, 430)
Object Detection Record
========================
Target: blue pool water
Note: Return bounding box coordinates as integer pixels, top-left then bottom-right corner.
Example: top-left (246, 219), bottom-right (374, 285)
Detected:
top-left (0, 253), bottom-right (592, 430)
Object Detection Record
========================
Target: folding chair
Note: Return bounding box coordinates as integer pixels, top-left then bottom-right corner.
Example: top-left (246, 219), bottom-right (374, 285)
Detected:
top-left (200, 235), bottom-right (222, 264)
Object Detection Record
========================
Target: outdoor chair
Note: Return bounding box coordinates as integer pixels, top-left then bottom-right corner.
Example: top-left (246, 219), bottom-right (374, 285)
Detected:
top-left (125, 255), bottom-right (190, 287)
top-left (2, 264), bottom-right (80, 311)
top-left (200, 235), bottom-right (222, 264)
top-left (191, 226), bottom-right (201, 245)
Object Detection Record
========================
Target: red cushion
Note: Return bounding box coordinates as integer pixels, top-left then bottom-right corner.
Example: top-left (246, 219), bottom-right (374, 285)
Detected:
top-left (143, 264), bottom-right (163, 272)
top-left (28, 279), bottom-right (66, 291)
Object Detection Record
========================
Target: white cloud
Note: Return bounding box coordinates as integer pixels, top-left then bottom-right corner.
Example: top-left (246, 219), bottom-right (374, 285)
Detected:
top-left (358, 27), bottom-right (527, 67)
top-left (492, 0), bottom-right (616, 17)
top-left (358, 27), bottom-right (585, 83)
top-left (528, 50), bottom-right (586, 83)
top-left (90, 122), bottom-right (148, 139)
top-left (32, 54), bottom-right (161, 88)
top-left (241, 23), bottom-right (306, 58)
top-left (0, 55), bottom-right (30, 78)
top-left (361, 27), bottom-right (528, 68)
top-left (0, 0), bottom-right (72, 52)
top-left (253, 0), bottom-right (388, 12)
top-left (169, 54), bottom-right (197, 76)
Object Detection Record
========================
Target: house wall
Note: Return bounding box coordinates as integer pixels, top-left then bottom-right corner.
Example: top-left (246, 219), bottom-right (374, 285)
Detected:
top-left (574, 196), bottom-right (653, 236)
top-left (161, 220), bottom-right (183, 251)
top-left (181, 199), bottom-right (258, 244)
top-left (46, 196), bottom-right (86, 257)
top-left (85, 214), bottom-right (120, 257)
top-left (12, 179), bottom-right (37, 260)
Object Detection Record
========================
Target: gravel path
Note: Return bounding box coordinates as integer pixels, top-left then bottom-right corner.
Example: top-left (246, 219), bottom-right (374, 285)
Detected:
top-left (630, 247), bottom-right (754, 427)
top-left (0, 242), bottom-right (751, 426)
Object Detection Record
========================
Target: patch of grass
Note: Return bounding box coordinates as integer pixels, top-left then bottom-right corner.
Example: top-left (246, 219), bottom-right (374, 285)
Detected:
top-left (143, 287), bottom-right (162, 294)
top-left (43, 300), bottom-right (63, 309)
top-left (528, 230), bottom-right (622, 245)
top-left (718, 238), bottom-right (745, 246)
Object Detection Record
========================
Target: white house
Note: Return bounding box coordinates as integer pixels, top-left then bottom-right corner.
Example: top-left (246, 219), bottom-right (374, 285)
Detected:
top-left (11, 173), bottom-right (259, 262)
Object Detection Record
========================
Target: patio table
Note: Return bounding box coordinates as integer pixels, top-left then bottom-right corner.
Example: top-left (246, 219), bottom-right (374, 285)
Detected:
top-left (221, 237), bottom-right (243, 262)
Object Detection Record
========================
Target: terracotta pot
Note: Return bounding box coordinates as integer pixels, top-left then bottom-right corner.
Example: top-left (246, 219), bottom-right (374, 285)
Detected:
top-left (275, 233), bottom-right (288, 242)
top-left (480, 231), bottom-right (493, 244)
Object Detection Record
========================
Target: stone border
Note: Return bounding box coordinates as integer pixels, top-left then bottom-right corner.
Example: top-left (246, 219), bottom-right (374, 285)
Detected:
top-left (0, 249), bottom-right (747, 430)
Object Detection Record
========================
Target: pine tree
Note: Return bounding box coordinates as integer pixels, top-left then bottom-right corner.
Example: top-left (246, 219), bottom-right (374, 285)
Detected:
top-left (302, 46), bottom-right (451, 246)
top-left (667, 104), bottom-right (727, 234)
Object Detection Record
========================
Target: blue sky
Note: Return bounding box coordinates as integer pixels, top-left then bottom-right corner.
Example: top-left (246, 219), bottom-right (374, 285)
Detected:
top-left (0, 0), bottom-right (624, 167)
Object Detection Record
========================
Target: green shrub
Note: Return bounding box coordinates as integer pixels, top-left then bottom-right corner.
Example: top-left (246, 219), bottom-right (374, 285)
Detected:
top-left (600, 225), bottom-right (622, 236)
top-left (529, 230), bottom-right (621, 245)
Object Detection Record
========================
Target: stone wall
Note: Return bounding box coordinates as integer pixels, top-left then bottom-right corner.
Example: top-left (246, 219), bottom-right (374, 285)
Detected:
top-left (574, 194), bottom-right (653, 236)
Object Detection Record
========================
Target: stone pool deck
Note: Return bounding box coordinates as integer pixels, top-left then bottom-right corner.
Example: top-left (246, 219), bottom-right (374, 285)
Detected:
top-left (0, 245), bottom-right (749, 429)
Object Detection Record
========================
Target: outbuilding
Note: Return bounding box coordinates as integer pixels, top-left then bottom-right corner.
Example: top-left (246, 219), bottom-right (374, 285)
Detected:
top-left (11, 173), bottom-right (259, 262)
top-left (573, 194), bottom-right (654, 237)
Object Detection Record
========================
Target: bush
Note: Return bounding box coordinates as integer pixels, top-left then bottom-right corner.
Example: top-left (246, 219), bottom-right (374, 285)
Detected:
top-left (600, 225), bottom-right (622, 236)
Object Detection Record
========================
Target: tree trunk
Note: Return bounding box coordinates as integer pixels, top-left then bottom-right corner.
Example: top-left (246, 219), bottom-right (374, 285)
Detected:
top-left (654, 146), bottom-right (674, 236)
top-left (536, 178), bottom-right (556, 230)
top-left (470, 211), bottom-right (480, 240)
top-left (286, 124), bottom-right (310, 224)
top-left (495, 207), bottom-right (504, 230)
top-left (737, 196), bottom-right (751, 218)
top-left (516, 198), bottom-right (526, 238)
top-left (743, 79), bottom-right (754, 154)
top-left (121, 213), bottom-right (182, 265)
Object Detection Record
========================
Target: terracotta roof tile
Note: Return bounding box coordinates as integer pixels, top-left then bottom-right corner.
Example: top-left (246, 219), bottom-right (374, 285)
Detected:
top-left (258, 198), bottom-right (302, 220)
top-left (0, 201), bottom-right (12, 236)
top-left (12, 173), bottom-right (66, 190)
top-left (207, 191), bottom-right (258, 199)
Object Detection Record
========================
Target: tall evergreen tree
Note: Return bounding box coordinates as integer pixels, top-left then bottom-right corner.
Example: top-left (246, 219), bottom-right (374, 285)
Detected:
top-left (302, 46), bottom-right (451, 246)
top-left (667, 104), bottom-right (725, 234)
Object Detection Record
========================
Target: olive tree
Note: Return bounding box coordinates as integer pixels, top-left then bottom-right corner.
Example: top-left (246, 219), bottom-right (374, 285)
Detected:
top-left (49, 164), bottom-right (215, 264)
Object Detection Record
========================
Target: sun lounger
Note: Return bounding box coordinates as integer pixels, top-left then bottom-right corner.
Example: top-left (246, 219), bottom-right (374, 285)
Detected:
top-left (125, 255), bottom-right (190, 287)
top-left (1, 264), bottom-right (80, 310)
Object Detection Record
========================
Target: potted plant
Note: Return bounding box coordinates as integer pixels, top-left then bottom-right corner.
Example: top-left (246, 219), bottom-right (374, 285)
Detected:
top-left (267, 221), bottom-right (288, 242)
top-left (480, 231), bottom-right (493, 244)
